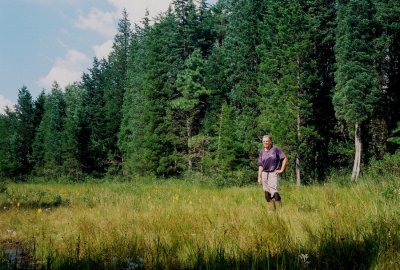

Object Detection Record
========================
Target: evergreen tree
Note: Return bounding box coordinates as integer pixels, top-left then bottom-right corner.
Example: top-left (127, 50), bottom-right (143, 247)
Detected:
top-left (372, 0), bottom-right (400, 155)
top-left (103, 9), bottom-right (132, 172)
top-left (61, 84), bottom-right (88, 180)
top-left (0, 110), bottom-right (18, 177)
top-left (14, 86), bottom-right (35, 175)
top-left (218, 0), bottom-right (267, 171)
top-left (32, 82), bottom-right (66, 177)
top-left (142, 9), bottom-right (185, 176)
top-left (82, 58), bottom-right (108, 174)
top-left (118, 13), bottom-right (151, 175)
top-left (257, 0), bottom-right (319, 185)
top-left (33, 90), bottom-right (46, 132)
top-left (171, 49), bottom-right (210, 170)
top-left (334, 0), bottom-right (380, 180)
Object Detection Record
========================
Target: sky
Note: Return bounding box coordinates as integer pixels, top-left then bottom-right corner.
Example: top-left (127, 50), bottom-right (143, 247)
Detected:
top-left (0, 0), bottom-right (217, 114)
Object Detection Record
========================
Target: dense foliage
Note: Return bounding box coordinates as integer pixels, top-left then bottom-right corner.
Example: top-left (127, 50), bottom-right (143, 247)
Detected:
top-left (1, 0), bottom-right (399, 183)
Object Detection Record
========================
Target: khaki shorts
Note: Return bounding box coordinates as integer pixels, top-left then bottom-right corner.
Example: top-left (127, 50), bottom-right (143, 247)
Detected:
top-left (262, 171), bottom-right (279, 196)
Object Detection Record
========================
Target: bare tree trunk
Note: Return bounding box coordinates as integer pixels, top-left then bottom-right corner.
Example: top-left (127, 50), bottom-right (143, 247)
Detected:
top-left (296, 57), bottom-right (302, 186)
top-left (296, 113), bottom-right (301, 186)
top-left (351, 123), bottom-right (362, 181)
top-left (217, 104), bottom-right (224, 161)
top-left (187, 118), bottom-right (192, 171)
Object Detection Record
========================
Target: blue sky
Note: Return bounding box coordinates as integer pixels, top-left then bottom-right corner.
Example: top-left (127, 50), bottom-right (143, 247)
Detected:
top-left (0, 0), bottom-right (217, 113)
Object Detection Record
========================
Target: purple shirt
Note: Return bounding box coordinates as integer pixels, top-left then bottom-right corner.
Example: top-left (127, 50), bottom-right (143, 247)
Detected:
top-left (258, 146), bottom-right (286, 172)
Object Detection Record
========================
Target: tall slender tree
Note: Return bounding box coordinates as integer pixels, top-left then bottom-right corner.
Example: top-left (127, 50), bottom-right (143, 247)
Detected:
top-left (82, 58), bottom-right (108, 174)
top-left (258, 0), bottom-right (319, 185)
top-left (334, 0), bottom-right (380, 180)
top-left (118, 12), bottom-right (151, 175)
top-left (171, 49), bottom-right (210, 170)
top-left (32, 82), bottom-right (66, 177)
top-left (14, 86), bottom-right (35, 175)
top-left (103, 9), bottom-right (132, 171)
top-left (0, 110), bottom-right (17, 177)
top-left (61, 84), bottom-right (88, 180)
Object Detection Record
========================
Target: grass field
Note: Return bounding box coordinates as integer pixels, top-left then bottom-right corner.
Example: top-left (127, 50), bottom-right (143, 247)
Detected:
top-left (0, 174), bottom-right (399, 269)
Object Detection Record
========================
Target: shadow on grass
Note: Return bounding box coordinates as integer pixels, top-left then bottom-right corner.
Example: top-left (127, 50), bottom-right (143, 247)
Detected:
top-left (2, 221), bottom-right (397, 270)
top-left (0, 193), bottom-right (70, 211)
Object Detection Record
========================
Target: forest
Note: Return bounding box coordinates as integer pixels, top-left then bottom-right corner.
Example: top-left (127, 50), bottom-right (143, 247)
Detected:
top-left (1, 0), bottom-right (399, 184)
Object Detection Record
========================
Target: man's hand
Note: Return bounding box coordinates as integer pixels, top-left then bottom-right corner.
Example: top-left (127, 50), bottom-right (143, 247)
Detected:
top-left (258, 177), bottom-right (262, 185)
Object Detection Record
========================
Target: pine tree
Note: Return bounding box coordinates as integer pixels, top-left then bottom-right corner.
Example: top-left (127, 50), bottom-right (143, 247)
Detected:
top-left (61, 84), bottom-right (88, 180)
top-left (0, 111), bottom-right (18, 177)
top-left (142, 9), bottom-right (184, 176)
top-left (118, 12), bottom-right (151, 175)
top-left (372, 0), bottom-right (400, 155)
top-left (258, 0), bottom-right (319, 184)
top-left (171, 49), bottom-right (210, 170)
top-left (14, 86), bottom-right (35, 175)
top-left (334, 0), bottom-right (380, 180)
top-left (33, 90), bottom-right (46, 132)
top-left (103, 9), bottom-right (132, 172)
top-left (32, 82), bottom-right (66, 177)
top-left (82, 58), bottom-right (108, 174)
top-left (217, 0), bottom-right (267, 170)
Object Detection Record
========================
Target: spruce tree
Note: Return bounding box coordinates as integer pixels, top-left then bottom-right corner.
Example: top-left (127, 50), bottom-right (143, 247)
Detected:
top-left (14, 86), bottom-right (35, 175)
top-left (118, 13), bottom-right (151, 175)
top-left (334, 0), bottom-right (380, 180)
top-left (32, 82), bottom-right (66, 177)
top-left (257, 0), bottom-right (319, 185)
top-left (103, 9), bottom-right (132, 172)
top-left (217, 0), bottom-right (266, 171)
top-left (373, 0), bottom-right (400, 155)
top-left (82, 58), bottom-right (108, 174)
top-left (0, 111), bottom-right (18, 177)
top-left (61, 84), bottom-right (88, 180)
top-left (171, 49), bottom-right (210, 170)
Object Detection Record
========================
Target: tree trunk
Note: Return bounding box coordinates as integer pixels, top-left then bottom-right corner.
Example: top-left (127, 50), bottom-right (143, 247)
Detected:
top-left (296, 113), bottom-right (301, 186)
top-left (187, 117), bottom-right (192, 171)
top-left (351, 123), bottom-right (362, 181)
top-left (217, 104), bottom-right (224, 161)
top-left (296, 57), bottom-right (302, 186)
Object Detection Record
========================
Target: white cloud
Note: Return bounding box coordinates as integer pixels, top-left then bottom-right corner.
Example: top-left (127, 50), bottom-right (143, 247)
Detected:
top-left (107, 0), bottom-right (171, 25)
top-left (93, 40), bottom-right (114, 59)
top-left (38, 49), bottom-right (90, 90)
top-left (75, 7), bottom-right (117, 38)
top-left (0, 95), bottom-right (15, 114)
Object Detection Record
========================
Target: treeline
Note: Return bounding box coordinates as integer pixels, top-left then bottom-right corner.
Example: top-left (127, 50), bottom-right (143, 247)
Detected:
top-left (1, 0), bottom-right (399, 184)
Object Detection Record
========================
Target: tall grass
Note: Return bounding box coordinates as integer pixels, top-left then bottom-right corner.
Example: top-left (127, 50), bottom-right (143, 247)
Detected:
top-left (0, 175), bottom-right (399, 269)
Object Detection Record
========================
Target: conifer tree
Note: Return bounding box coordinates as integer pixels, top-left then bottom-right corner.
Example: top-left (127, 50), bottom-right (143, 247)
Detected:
top-left (0, 111), bottom-right (17, 177)
top-left (334, 0), bottom-right (380, 180)
top-left (14, 86), bottom-right (35, 175)
top-left (103, 9), bottom-right (132, 171)
top-left (32, 82), bottom-right (66, 177)
top-left (82, 58), bottom-right (108, 173)
top-left (171, 49), bottom-right (210, 170)
top-left (118, 13), bottom-right (151, 175)
top-left (373, 0), bottom-right (400, 155)
top-left (217, 0), bottom-right (266, 169)
top-left (142, 8), bottom-right (185, 176)
top-left (33, 90), bottom-right (46, 133)
top-left (61, 84), bottom-right (88, 180)
top-left (258, 0), bottom-right (319, 185)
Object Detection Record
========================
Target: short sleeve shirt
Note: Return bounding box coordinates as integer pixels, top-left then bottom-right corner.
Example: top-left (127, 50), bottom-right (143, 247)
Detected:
top-left (258, 146), bottom-right (286, 172)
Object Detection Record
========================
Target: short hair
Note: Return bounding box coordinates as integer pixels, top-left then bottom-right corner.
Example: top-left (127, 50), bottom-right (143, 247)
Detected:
top-left (262, 135), bottom-right (273, 142)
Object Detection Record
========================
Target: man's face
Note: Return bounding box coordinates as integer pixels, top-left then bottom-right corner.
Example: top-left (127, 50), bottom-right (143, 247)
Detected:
top-left (263, 138), bottom-right (272, 148)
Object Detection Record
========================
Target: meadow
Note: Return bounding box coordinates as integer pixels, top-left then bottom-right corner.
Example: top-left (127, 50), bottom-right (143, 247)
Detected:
top-left (0, 173), bottom-right (399, 269)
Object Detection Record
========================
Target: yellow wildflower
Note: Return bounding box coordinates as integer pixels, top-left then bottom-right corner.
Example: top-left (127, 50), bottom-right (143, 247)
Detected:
top-left (37, 208), bottom-right (42, 214)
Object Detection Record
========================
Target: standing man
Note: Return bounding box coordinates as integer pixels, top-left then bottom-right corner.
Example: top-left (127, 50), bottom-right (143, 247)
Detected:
top-left (258, 135), bottom-right (288, 210)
